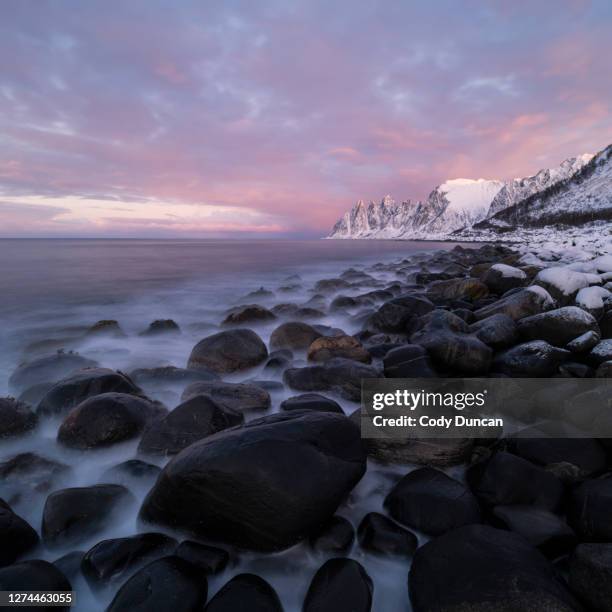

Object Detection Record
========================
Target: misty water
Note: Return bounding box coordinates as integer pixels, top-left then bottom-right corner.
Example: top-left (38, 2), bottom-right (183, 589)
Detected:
top-left (0, 238), bottom-right (468, 611)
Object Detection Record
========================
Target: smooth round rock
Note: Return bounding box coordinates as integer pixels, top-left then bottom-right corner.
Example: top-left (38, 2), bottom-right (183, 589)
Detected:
top-left (0, 499), bottom-right (39, 567)
top-left (222, 304), bottom-right (276, 325)
top-left (181, 381), bottom-right (271, 413)
top-left (357, 512), bottom-right (417, 558)
top-left (204, 573), bottom-right (282, 612)
top-left (0, 561), bottom-right (71, 609)
top-left (492, 340), bottom-right (570, 376)
top-left (175, 540), bottom-right (229, 575)
top-left (280, 393), bottom-right (343, 414)
top-left (0, 397), bottom-right (37, 439)
top-left (567, 477), bottom-right (612, 541)
top-left (569, 543), bottom-right (612, 612)
top-left (309, 516), bottom-right (355, 554)
top-left (269, 322), bottom-right (322, 350)
top-left (307, 335), bottom-right (371, 363)
top-left (517, 306), bottom-right (599, 347)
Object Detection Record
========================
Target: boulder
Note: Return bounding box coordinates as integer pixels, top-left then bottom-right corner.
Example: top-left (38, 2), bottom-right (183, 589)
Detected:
top-left (81, 532), bottom-right (177, 590)
top-left (596, 361), bottom-right (612, 377)
top-left (86, 319), bottom-right (125, 337)
top-left (100, 459), bottom-right (161, 490)
top-left (128, 366), bottom-right (220, 387)
top-left (140, 319), bottom-right (181, 336)
top-left (0, 397), bottom-right (37, 439)
top-left (42, 484), bottom-right (135, 549)
top-left (0, 499), bottom-right (39, 567)
top-left (426, 278), bottom-right (489, 302)
top-left (140, 411), bottom-right (366, 551)
top-left (269, 322), bottom-right (322, 350)
top-left (309, 516), bottom-right (355, 554)
top-left (384, 467), bottom-right (481, 535)
top-left (568, 477), bottom-right (612, 541)
top-left (569, 543), bottom-right (612, 612)
top-left (467, 452), bottom-right (564, 511)
top-left (107, 556), bottom-right (207, 612)
top-left (204, 574), bottom-right (282, 612)
top-left (307, 335), bottom-right (371, 363)
top-left (0, 561), bottom-right (71, 609)
top-left (409, 525), bottom-right (579, 612)
top-left (187, 329), bottom-right (268, 373)
top-left (181, 381), bottom-right (270, 413)
top-left (9, 352), bottom-right (98, 393)
top-left (0, 452), bottom-right (70, 492)
top-left (303, 558), bottom-right (373, 612)
top-left (534, 267), bottom-right (598, 305)
top-left (138, 395), bottom-right (243, 455)
top-left (313, 278), bottom-right (351, 293)
top-left (357, 512), bottom-right (417, 557)
top-left (366, 295), bottom-right (434, 333)
top-left (280, 393), bottom-right (343, 414)
top-left (492, 341), bottom-right (570, 376)
top-left (588, 339), bottom-right (612, 365)
top-left (222, 304), bottom-right (276, 325)
top-left (517, 306), bottom-right (599, 347)
top-left (469, 313), bottom-right (517, 349)
top-left (37, 368), bottom-right (141, 417)
top-left (473, 286), bottom-right (555, 321)
top-left (383, 345), bottom-right (437, 378)
top-left (175, 540), bottom-right (229, 575)
top-left (481, 264), bottom-right (527, 295)
top-left (57, 393), bottom-right (167, 450)
top-left (283, 358), bottom-right (379, 401)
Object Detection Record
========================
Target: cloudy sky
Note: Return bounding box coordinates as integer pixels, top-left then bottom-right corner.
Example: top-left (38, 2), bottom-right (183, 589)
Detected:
top-left (1, 0), bottom-right (611, 237)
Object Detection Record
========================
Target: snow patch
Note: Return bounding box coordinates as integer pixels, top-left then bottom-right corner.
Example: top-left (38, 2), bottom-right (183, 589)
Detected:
top-left (490, 263), bottom-right (526, 279)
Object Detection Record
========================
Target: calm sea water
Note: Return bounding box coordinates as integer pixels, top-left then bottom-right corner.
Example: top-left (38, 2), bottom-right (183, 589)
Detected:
top-left (0, 238), bottom-right (468, 611)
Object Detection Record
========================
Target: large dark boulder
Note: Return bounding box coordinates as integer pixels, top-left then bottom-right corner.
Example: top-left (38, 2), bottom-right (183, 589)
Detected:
top-left (517, 307), bottom-right (599, 347)
top-left (303, 558), bottom-right (373, 612)
top-left (181, 381), bottom-right (271, 413)
top-left (409, 525), bottom-right (579, 612)
top-left (0, 561), bottom-right (71, 610)
top-left (42, 484), bottom-right (135, 549)
top-left (138, 395), bottom-right (243, 455)
top-left (9, 352), bottom-right (98, 393)
top-left (365, 295), bottom-right (434, 333)
top-left (204, 573), bottom-right (282, 612)
top-left (283, 358), bottom-right (379, 401)
top-left (140, 411), bottom-right (366, 551)
top-left (0, 499), bottom-right (39, 567)
top-left (280, 393), bottom-right (343, 414)
top-left (0, 452), bottom-right (70, 493)
top-left (175, 540), bottom-right (229, 575)
top-left (140, 319), bottom-right (181, 336)
top-left (309, 516), bottom-right (355, 554)
top-left (469, 313), bottom-right (517, 349)
top-left (384, 467), bottom-right (481, 535)
top-left (37, 368), bottom-right (141, 416)
top-left (426, 278), bottom-right (489, 302)
top-left (357, 512), bottom-right (417, 557)
top-left (99, 459), bottom-right (161, 490)
top-left (0, 397), bottom-right (37, 439)
top-left (57, 393), bottom-right (167, 449)
top-left (81, 532), bottom-right (177, 591)
top-left (107, 556), bottom-right (207, 612)
top-left (481, 264), bottom-right (527, 295)
top-left (467, 452), bottom-right (564, 511)
top-left (383, 345), bottom-right (436, 378)
top-left (569, 543), bottom-right (612, 612)
top-left (589, 339), bottom-right (612, 365)
top-left (269, 321), bottom-right (322, 350)
top-left (307, 335), bottom-right (371, 363)
top-left (222, 304), bottom-right (276, 325)
top-left (492, 340), bottom-right (570, 376)
top-left (187, 329), bottom-right (268, 373)
top-left (473, 287), bottom-right (555, 321)
top-left (567, 477), bottom-right (612, 541)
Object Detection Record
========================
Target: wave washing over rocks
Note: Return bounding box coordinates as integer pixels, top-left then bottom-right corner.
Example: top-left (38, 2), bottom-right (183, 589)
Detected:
top-left (3, 240), bottom-right (612, 611)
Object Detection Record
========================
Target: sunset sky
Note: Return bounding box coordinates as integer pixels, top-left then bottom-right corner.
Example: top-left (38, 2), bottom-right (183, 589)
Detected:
top-left (1, 0), bottom-right (611, 238)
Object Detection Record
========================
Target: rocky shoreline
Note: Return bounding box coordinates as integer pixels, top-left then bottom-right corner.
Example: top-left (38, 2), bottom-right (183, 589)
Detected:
top-left (2, 241), bottom-right (612, 611)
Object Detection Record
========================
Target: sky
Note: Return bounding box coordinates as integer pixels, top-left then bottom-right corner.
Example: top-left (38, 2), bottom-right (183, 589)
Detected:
top-left (1, 0), bottom-right (611, 238)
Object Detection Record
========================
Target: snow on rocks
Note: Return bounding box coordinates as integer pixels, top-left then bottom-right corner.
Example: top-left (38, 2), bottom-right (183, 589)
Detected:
top-left (534, 267), bottom-right (600, 305)
top-left (575, 286), bottom-right (611, 318)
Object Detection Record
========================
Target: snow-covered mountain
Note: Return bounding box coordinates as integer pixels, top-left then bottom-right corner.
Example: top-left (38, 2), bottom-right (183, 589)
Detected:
top-left (328, 149), bottom-right (603, 240)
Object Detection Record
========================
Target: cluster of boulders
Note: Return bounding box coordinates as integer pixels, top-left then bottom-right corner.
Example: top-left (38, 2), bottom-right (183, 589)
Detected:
top-left (2, 243), bottom-right (612, 610)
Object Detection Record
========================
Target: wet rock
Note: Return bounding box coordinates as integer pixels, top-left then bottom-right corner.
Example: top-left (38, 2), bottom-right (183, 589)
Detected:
top-left (384, 467), bottom-right (481, 536)
top-left (330, 295), bottom-right (359, 311)
top-left (129, 366), bottom-right (220, 387)
top-left (474, 286), bottom-right (555, 321)
top-left (0, 561), bottom-right (71, 609)
top-left (204, 573), bottom-right (282, 612)
top-left (140, 319), bottom-right (181, 336)
top-left (37, 368), bottom-right (141, 416)
top-left (481, 264), bottom-right (527, 295)
top-left (491, 505), bottom-right (576, 558)
top-left (493, 340), bottom-right (570, 376)
top-left (517, 306), bottom-right (599, 347)
top-left (469, 313), bottom-right (517, 349)
top-left (382, 345), bottom-right (437, 378)
top-left (467, 452), bottom-right (564, 511)
top-left (567, 330), bottom-right (600, 353)
top-left (283, 358), bottom-right (379, 401)
top-left (357, 512), bottom-right (417, 557)
top-left (314, 278), bottom-right (351, 294)
top-left (452, 307), bottom-right (474, 323)
top-left (86, 320), bottom-right (125, 338)
top-left (8, 352), bottom-right (98, 393)
top-left (303, 558), bottom-right (372, 612)
top-left (596, 360), bottom-right (612, 377)
top-left (0, 397), bottom-right (37, 439)
top-left (138, 395), bottom-right (243, 455)
top-left (140, 411), bottom-right (366, 551)
top-left (569, 543), bottom-right (612, 612)
top-left (410, 311), bottom-right (492, 375)
top-left (426, 278), bottom-right (489, 302)
top-left (0, 453), bottom-right (70, 492)
top-left (81, 532), bottom-right (177, 590)
top-left (42, 484), bottom-right (135, 549)
top-left (181, 381), bottom-right (271, 413)
top-left (53, 551), bottom-right (84, 580)
top-left (280, 393), bottom-right (343, 414)
top-left (307, 335), bottom-right (371, 363)
top-left (269, 321), bottom-right (322, 350)
top-left (262, 354), bottom-right (291, 374)
top-left (0, 499), bottom-right (39, 567)
top-left (58, 392), bottom-right (167, 450)
top-left (559, 362), bottom-right (594, 378)
top-left (222, 304), bottom-right (276, 325)
top-left (175, 540), bottom-right (229, 575)
top-left (187, 329), bottom-right (268, 374)
top-left (567, 476), bottom-right (612, 541)
top-left (107, 556), bottom-right (207, 612)
top-left (100, 459), bottom-right (161, 489)
top-left (588, 339), bottom-right (612, 365)
top-left (309, 516), bottom-right (355, 554)
top-left (365, 295), bottom-right (434, 333)
top-left (409, 525), bottom-right (579, 612)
